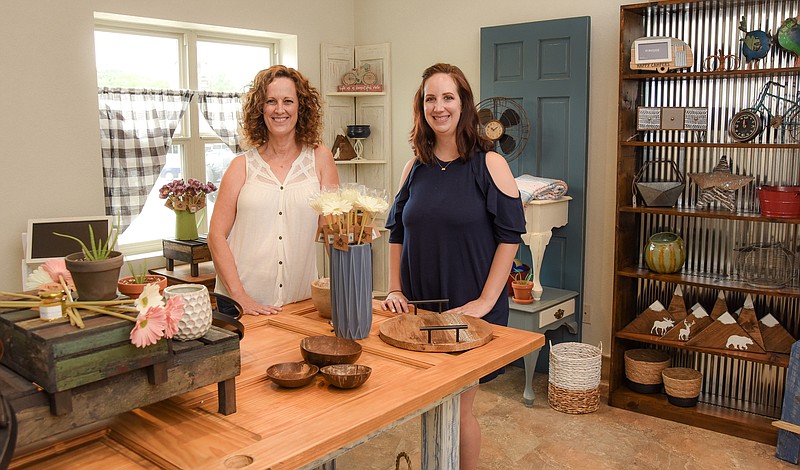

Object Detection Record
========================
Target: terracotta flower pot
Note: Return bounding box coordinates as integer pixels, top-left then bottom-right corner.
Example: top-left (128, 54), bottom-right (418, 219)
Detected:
top-left (511, 281), bottom-right (534, 304)
top-left (117, 275), bottom-right (168, 299)
top-left (65, 251), bottom-right (124, 301)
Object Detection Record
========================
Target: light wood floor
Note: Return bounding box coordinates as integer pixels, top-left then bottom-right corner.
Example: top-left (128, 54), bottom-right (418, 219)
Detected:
top-left (337, 366), bottom-right (793, 469)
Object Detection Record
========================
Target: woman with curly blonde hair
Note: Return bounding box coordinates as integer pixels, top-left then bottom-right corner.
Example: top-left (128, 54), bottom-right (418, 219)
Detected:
top-left (209, 65), bottom-right (338, 315)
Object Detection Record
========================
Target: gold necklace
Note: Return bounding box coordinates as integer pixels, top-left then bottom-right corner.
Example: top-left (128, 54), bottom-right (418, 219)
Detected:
top-left (434, 156), bottom-right (456, 171)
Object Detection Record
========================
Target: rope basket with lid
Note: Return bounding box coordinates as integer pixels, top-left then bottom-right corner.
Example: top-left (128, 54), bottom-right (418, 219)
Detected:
top-left (548, 341), bottom-right (602, 414)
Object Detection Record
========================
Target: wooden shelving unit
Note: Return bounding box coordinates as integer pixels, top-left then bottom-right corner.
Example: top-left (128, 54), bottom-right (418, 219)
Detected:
top-left (611, 0), bottom-right (800, 445)
top-left (319, 43), bottom-right (392, 295)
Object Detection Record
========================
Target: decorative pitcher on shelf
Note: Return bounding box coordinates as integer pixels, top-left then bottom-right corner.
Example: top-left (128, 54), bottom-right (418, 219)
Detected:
top-left (164, 284), bottom-right (213, 341)
top-left (644, 232), bottom-right (686, 274)
top-left (329, 244), bottom-right (373, 340)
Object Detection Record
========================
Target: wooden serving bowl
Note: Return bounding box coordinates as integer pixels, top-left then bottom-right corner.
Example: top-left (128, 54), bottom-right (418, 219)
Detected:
top-left (266, 362), bottom-right (319, 388)
top-left (320, 364), bottom-right (372, 389)
top-left (300, 336), bottom-right (362, 367)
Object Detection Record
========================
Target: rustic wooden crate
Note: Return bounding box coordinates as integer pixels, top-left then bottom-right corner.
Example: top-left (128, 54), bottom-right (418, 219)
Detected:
top-left (0, 305), bottom-right (170, 415)
top-left (1, 326), bottom-right (240, 454)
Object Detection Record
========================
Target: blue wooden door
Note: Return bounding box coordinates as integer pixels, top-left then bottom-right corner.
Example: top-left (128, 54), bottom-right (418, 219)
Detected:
top-left (481, 17), bottom-right (590, 346)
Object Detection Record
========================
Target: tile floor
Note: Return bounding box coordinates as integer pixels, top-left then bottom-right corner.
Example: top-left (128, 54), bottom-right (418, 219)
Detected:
top-left (336, 366), bottom-right (793, 469)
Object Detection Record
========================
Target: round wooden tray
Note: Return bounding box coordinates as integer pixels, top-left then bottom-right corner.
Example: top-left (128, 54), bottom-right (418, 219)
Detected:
top-left (378, 313), bottom-right (494, 352)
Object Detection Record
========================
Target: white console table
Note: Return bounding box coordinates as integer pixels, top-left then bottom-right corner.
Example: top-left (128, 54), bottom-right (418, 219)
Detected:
top-left (520, 197), bottom-right (571, 301)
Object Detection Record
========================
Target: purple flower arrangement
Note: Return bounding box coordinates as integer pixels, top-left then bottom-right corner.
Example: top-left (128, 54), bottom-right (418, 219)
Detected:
top-left (159, 178), bottom-right (218, 213)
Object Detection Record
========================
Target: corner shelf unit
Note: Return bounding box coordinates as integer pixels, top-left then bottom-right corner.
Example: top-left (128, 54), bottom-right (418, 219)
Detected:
top-left (320, 43), bottom-right (392, 295)
top-left (611, 0), bottom-right (800, 445)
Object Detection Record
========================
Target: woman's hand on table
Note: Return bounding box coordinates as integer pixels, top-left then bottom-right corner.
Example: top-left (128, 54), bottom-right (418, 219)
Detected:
top-left (444, 298), bottom-right (491, 319)
top-left (236, 294), bottom-right (282, 315)
top-left (381, 290), bottom-right (409, 313)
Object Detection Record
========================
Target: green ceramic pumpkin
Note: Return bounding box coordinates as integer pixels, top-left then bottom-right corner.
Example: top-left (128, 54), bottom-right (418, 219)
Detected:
top-left (644, 232), bottom-right (686, 274)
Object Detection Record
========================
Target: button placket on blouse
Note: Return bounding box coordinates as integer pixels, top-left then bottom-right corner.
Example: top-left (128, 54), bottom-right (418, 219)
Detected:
top-left (277, 184), bottom-right (286, 292)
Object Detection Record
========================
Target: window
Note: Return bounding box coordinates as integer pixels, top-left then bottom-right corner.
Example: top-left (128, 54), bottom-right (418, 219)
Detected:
top-left (93, 14), bottom-right (285, 254)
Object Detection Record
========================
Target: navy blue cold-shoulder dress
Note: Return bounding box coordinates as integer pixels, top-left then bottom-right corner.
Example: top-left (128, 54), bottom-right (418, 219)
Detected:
top-left (386, 151), bottom-right (526, 382)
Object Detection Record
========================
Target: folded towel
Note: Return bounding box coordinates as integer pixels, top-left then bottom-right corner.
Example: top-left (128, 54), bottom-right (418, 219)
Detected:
top-left (515, 175), bottom-right (568, 204)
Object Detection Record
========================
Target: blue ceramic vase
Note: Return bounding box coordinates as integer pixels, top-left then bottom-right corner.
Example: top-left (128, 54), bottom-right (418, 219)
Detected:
top-left (330, 244), bottom-right (373, 340)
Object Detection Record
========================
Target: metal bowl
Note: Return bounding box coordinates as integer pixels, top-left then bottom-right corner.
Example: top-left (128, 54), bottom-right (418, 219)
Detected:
top-left (346, 125), bottom-right (371, 139)
top-left (266, 362), bottom-right (319, 388)
top-left (300, 336), bottom-right (362, 367)
top-left (320, 364), bottom-right (372, 389)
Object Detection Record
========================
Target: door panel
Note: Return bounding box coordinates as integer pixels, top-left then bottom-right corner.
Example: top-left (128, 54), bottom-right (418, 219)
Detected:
top-left (481, 17), bottom-right (590, 344)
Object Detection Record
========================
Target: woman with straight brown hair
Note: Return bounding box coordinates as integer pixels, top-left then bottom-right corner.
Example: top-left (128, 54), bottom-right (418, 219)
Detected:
top-left (382, 63), bottom-right (525, 469)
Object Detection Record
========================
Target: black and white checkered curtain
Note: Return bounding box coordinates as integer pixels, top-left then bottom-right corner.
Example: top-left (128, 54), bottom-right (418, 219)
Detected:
top-left (98, 87), bottom-right (193, 229)
top-left (198, 91), bottom-right (243, 154)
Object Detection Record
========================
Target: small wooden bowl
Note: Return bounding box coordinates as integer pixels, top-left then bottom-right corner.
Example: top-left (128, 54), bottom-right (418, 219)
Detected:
top-left (266, 362), bottom-right (319, 388)
top-left (300, 336), bottom-right (362, 367)
top-left (320, 364), bottom-right (372, 389)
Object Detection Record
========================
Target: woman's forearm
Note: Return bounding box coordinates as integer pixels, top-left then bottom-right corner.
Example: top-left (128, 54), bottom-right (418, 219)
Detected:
top-left (479, 243), bottom-right (519, 303)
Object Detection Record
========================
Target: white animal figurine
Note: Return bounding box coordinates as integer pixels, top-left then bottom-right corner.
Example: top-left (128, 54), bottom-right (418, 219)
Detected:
top-left (678, 319), bottom-right (696, 341)
top-left (651, 317), bottom-right (676, 336)
top-left (726, 335), bottom-right (754, 350)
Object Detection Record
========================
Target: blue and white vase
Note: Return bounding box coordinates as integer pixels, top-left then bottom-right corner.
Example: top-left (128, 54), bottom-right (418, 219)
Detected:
top-left (329, 244), bottom-right (373, 340)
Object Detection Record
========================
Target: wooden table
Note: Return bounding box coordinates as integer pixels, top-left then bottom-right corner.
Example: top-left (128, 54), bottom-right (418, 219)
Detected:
top-left (12, 300), bottom-right (543, 470)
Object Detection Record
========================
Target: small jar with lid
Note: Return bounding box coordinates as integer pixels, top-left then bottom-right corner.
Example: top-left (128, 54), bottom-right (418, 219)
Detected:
top-left (38, 290), bottom-right (65, 320)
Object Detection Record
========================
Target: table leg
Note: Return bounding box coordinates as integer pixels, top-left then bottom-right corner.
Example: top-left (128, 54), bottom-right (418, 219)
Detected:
top-left (218, 378), bottom-right (237, 415)
top-left (420, 393), bottom-right (460, 470)
top-left (522, 349), bottom-right (541, 407)
top-left (521, 231), bottom-right (553, 301)
top-left (49, 390), bottom-right (72, 416)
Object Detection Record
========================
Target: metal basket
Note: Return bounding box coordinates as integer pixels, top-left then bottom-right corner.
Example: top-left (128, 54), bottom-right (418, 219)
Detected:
top-left (633, 159), bottom-right (685, 207)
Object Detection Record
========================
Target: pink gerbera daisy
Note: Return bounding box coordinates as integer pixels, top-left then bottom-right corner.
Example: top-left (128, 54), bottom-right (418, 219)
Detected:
top-left (162, 295), bottom-right (185, 338)
top-left (130, 306), bottom-right (168, 348)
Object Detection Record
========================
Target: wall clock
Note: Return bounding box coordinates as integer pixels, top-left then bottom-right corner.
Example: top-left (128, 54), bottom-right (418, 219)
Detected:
top-left (728, 109), bottom-right (763, 142)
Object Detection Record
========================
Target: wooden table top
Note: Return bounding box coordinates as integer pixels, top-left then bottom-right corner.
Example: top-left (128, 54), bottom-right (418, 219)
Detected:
top-left (15, 300), bottom-right (544, 470)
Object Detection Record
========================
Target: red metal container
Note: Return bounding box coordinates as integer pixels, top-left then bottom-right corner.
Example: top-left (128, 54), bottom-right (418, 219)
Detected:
top-left (757, 186), bottom-right (800, 218)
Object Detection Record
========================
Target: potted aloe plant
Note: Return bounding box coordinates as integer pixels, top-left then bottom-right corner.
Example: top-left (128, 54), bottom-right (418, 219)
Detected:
top-left (511, 271), bottom-right (534, 304)
top-left (54, 221), bottom-right (123, 301)
top-left (117, 261), bottom-right (168, 299)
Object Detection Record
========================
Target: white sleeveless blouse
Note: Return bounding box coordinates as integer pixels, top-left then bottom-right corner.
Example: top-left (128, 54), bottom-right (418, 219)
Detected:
top-left (216, 146), bottom-right (319, 306)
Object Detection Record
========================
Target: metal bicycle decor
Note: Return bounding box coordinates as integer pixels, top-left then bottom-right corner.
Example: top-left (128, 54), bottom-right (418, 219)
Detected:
top-left (341, 63), bottom-right (377, 86)
top-left (728, 81), bottom-right (800, 143)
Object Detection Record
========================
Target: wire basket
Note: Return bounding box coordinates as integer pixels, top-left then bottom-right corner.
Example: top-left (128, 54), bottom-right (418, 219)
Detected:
top-left (548, 341), bottom-right (602, 414)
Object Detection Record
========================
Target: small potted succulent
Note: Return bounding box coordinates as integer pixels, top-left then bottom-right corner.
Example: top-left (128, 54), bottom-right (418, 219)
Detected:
top-left (117, 261), bottom-right (168, 299)
top-left (511, 271), bottom-right (534, 304)
top-left (54, 221), bottom-right (123, 301)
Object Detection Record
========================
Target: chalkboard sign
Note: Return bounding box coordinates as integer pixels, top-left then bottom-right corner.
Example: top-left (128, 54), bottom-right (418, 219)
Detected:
top-left (26, 216), bottom-right (114, 263)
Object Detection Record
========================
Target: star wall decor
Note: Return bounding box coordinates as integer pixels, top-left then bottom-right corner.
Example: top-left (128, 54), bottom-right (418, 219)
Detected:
top-left (689, 155), bottom-right (753, 211)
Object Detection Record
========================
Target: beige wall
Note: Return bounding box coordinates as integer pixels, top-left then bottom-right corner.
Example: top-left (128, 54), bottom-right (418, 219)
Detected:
top-left (1, 0), bottom-right (623, 348)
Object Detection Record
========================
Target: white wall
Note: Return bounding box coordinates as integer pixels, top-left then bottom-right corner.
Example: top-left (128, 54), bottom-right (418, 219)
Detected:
top-left (0, 0), bottom-right (354, 286)
top-left (353, 0), bottom-right (624, 348)
top-left (1, 0), bottom-right (623, 349)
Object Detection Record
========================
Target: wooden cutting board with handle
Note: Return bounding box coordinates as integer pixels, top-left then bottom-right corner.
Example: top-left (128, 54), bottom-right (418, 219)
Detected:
top-left (379, 312), bottom-right (494, 352)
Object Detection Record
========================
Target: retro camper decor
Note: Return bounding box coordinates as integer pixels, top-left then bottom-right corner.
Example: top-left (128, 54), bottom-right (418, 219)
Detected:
top-left (630, 36), bottom-right (694, 73)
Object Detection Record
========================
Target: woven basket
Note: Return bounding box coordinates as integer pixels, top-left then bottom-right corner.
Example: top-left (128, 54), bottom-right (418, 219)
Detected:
top-left (548, 341), bottom-right (602, 414)
top-left (624, 349), bottom-right (670, 387)
top-left (662, 367), bottom-right (702, 398)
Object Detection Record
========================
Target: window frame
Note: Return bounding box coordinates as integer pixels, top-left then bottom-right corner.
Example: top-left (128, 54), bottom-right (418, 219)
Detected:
top-left (93, 14), bottom-right (284, 256)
